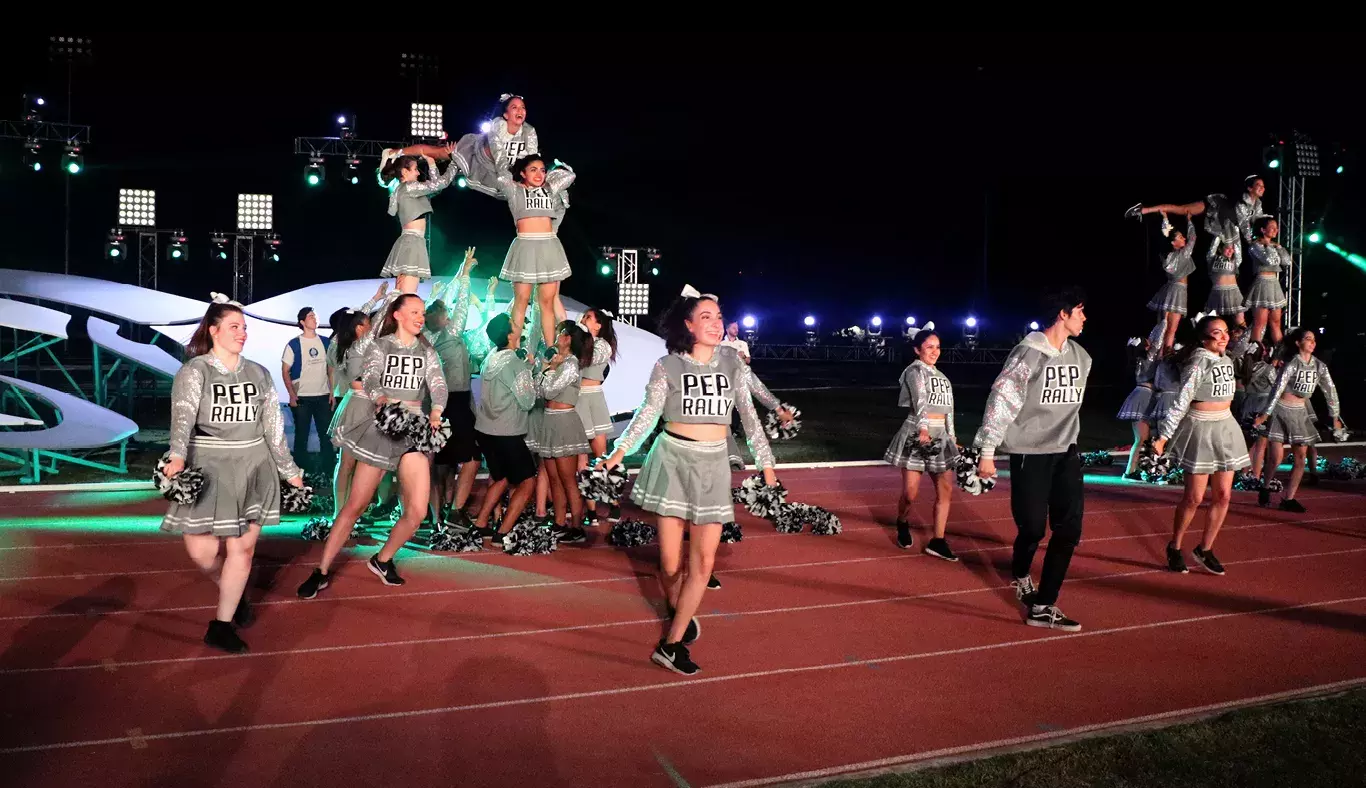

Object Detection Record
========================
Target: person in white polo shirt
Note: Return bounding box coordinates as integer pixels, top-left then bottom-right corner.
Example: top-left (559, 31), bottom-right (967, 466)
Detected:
top-left (281, 306), bottom-right (336, 476)
top-left (719, 321), bottom-right (750, 363)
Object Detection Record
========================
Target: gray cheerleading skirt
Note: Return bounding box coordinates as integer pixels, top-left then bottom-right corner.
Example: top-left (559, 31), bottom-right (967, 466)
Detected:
top-left (1205, 284), bottom-right (1244, 316)
top-left (576, 384), bottom-right (613, 439)
top-left (883, 418), bottom-right (958, 473)
top-left (1266, 401), bottom-right (1318, 445)
top-left (335, 400), bottom-right (424, 471)
top-left (726, 432), bottom-right (745, 467)
top-left (1240, 392), bottom-right (1272, 423)
top-left (631, 432), bottom-right (734, 524)
top-left (1146, 391), bottom-right (1176, 426)
top-left (1243, 275), bottom-right (1287, 310)
top-left (161, 436), bottom-right (281, 537)
top-left (1147, 281), bottom-right (1189, 314)
top-left (500, 232), bottom-right (572, 284)
top-left (381, 229), bottom-right (430, 279)
top-left (1166, 409), bottom-right (1250, 474)
top-left (454, 132), bottom-right (503, 198)
top-left (1117, 385), bottom-right (1155, 422)
top-left (524, 405), bottom-right (545, 456)
top-left (537, 407), bottom-right (591, 458)
top-left (329, 389), bottom-right (372, 451)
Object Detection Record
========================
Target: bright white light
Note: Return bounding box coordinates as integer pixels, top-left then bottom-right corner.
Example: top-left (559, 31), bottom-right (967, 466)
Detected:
top-left (871, 315), bottom-right (883, 328)
top-left (480, 121), bottom-right (491, 133)
top-left (236, 193), bottom-right (274, 231)
top-left (410, 103), bottom-right (444, 138)
top-left (905, 316), bottom-right (916, 326)
top-left (1029, 321), bottom-right (1040, 330)
top-left (36, 97), bottom-right (45, 106)
top-left (117, 188), bottom-right (157, 227)
top-left (804, 316), bottom-right (816, 327)
top-left (741, 315), bottom-right (756, 329)
top-left (965, 317), bottom-right (978, 328)
top-left (617, 283), bottom-right (651, 316)
top-left (337, 115), bottom-right (347, 124)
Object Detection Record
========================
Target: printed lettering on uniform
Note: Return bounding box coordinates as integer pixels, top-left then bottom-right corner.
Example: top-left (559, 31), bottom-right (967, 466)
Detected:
top-left (503, 139), bottom-right (527, 163)
top-left (927, 376), bottom-right (952, 408)
top-left (523, 186), bottom-right (554, 212)
top-left (1209, 362), bottom-right (1235, 398)
top-left (381, 354), bottom-right (425, 393)
top-left (1040, 364), bottom-right (1085, 405)
top-left (210, 382), bottom-right (259, 423)
top-left (1292, 367), bottom-right (1318, 396)
top-left (680, 372), bottom-right (733, 418)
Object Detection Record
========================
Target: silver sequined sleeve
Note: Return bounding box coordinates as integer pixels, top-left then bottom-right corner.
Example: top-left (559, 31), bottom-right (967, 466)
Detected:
top-left (736, 363), bottom-right (777, 469)
top-left (362, 340), bottom-right (387, 403)
top-left (591, 338), bottom-right (611, 367)
top-left (447, 273), bottom-right (473, 338)
top-left (1318, 360), bottom-right (1341, 421)
top-left (538, 357), bottom-right (580, 401)
top-left (386, 182), bottom-right (400, 217)
top-left (509, 357), bottom-right (536, 411)
top-left (546, 163), bottom-right (576, 194)
top-left (258, 371), bottom-right (303, 480)
top-left (972, 346), bottom-right (1035, 458)
top-left (614, 360), bottom-right (669, 457)
top-left (167, 362), bottom-right (204, 460)
top-left (1160, 355), bottom-right (1206, 441)
top-left (1262, 357), bottom-right (1298, 417)
top-left (525, 125), bottom-right (540, 158)
top-left (368, 291), bottom-right (401, 344)
top-left (911, 365), bottom-right (933, 433)
top-left (424, 343), bottom-right (448, 414)
top-left (747, 369), bottom-right (782, 411)
top-left (403, 157), bottom-right (459, 197)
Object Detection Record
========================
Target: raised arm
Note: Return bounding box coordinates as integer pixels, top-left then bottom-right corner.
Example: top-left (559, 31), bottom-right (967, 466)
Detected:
top-left (258, 371), bottom-right (303, 480)
top-left (735, 364), bottom-right (777, 469)
top-left (610, 360), bottom-right (669, 458)
top-left (402, 155), bottom-right (460, 197)
top-left (545, 161), bottom-right (576, 194)
top-left (167, 363), bottom-right (204, 461)
top-left (972, 347), bottom-right (1034, 458)
top-left (362, 341), bottom-right (388, 403)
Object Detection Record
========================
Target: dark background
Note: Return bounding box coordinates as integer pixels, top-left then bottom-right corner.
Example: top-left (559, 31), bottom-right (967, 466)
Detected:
top-left (3, 33), bottom-right (1365, 387)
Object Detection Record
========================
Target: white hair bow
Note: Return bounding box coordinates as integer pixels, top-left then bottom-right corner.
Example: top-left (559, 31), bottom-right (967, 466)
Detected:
top-left (210, 292), bottom-right (242, 307)
top-left (680, 284), bottom-right (718, 301)
top-left (1127, 337), bottom-right (1142, 347)
top-left (600, 308), bottom-right (614, 319)
top-left (499, 93), bottom-right (522, 103)
top-left (1191, 310), bottom-right (1210, 328)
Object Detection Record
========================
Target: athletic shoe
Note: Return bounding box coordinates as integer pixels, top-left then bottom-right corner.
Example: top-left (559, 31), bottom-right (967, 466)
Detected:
top-left (1124, 202), bottom-right (1142, 220)
top-left (554, 526), bottom-right (588, 544)
top-left (368, 554), bottom-right (405, 586)
top-left (233, 595), bottom-right (256, 627)
top-left (1166, 542), bottom-right (1189, 574)
top-left (1192, 546), bottom-right (1226, 575)
top-left (651, 640), bottom-right (700, 675)
top-left (896, 522), bottom-right (914, 549)
top-left (667, 607), bottom-right (701, 645)
top-left (296, 569), bottom-right (330, 599)
top-left (707, 574), bottom-right (722, 590)
top-left (1279, 498), bottom-right (1307, 514)
top-left (608, 504), bottom-right (622, 523)
top-left (924, 537), bottom-right (958, 562)
top-left (1027, 605), bottom-right (1082, 632)
top-left (1123, 471), bottom-right (1143, 481)
top-left (1258, 487), bottom-right (1271, 507)
top-left (1011, 576), bottom-right (1037, 606)
top-left (204, 620), bottom-right (248, 653)
top-left (491, 529), bottom-right (510, 547)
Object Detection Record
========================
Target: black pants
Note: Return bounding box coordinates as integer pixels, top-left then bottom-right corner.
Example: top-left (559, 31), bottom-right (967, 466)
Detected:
top-left (1008, 448), bottom-right (1084, 607)
top-left (292, 395), bottom-right (336, 476)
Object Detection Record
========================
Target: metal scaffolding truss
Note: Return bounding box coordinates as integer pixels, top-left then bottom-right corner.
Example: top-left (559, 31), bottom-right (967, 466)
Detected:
top-left (1278, 175), bottom-right (1306, 328)
top-left (294, 136), bottom-right (405, 159)
top-left (0, 119), bottom-right (91, 144)
top-left (749, 343), bottom-right (1012, 364)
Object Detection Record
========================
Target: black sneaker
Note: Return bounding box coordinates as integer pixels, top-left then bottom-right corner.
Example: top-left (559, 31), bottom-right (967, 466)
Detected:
top-left (1123, 471), bottom-right (1143, 481)
top-left (1279, 498), bottom-right (1307, 514)
top-left (1027, 605), bottom-right (1082, 632)
top-left (707, 574), bottom-right (722, 590)
top-left (608, 504), bottom-right (622, 523)
top-left (1166, 543), bottom-right (1189, 574)
top-left (233, 595), bottom-right (255, 627)
top-left (491, 529), bottom-right (510, 546)
top-left (296, 569), bottom-right (330, 599)
top-left (1192, 546), bottom-right (1226, 575)
top-left (924, 537), bottom-right (958, 562)
top-left (896, 522), bottom-right (914, 549)
top-left (1011, 576), bottom-right (1037, 607)
top-left (204, 620), bottom-right (248, 653)
top-left (1304, 472), bottom-right (1320, 487)
top-left (367, 554), bottom-right (405, 586)
top-left (1258, 486), bottom-right (1271, 507)
top-left (651, 640), bottom-right (700, 675)
top-left (668, 607), bottom-right (701, 645)
top-left (554, 526), bottom-right (588, 544)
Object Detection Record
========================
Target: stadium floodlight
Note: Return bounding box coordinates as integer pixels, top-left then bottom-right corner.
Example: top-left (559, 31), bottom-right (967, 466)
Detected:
top-left (617, 283), bottom-right (651, 316)
top-left (118, 188), bottom-right (156, 227)
top-left (411, 103), bottom-right (444, 139)
top-left (237, 194), bottom-right (273, 231)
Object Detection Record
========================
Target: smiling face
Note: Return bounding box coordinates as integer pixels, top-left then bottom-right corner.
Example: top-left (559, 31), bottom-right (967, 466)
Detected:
top-left (210, 309), bottom-right (247, 354)
top-left (519, 158), bottom-right (547, 188)
top-left (687, 299), bottom-right (724, 349)
top-left (1297, 330), bottom-right (1317, 356)
top-left (915, 333), bottom-right (941, 365)
top-left (393, 296), bottom-right (425, 336)
top-left (580, 310), bottom-right (600, 336)
top-left (1202, 318), bottom-right (1229, 355)
top-left (1248, 178), bottom-right (1265, 199)
top-left (503, 97), bottom-right (527, 127)
top-left (399, 159), bottom-right (419, 183)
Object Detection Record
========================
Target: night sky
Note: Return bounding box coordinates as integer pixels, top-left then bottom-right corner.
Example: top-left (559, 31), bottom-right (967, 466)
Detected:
top-left (4, 33), bottom-right (1366, 362)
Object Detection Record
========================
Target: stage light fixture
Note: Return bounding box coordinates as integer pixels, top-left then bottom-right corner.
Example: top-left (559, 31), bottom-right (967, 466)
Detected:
top-left (741, 315), bottom-right (756, 329)
top-left (1293, 138), bottom-right (1320, 177)
top-left (411, 103), bottom-right (444, 139)
top-left (338, 114), bottom-right (355, 140)
top-left (106, 229), bottom-right (126, 260)
top-left (23, 139), bottom-right (42, 171)
top-left (870, 315), bottom-right (883, 328)
top-left (211, 232), bottom-right (228, 260)
top-left (480, 121), bottom-right (491, 133)
top-left (965, 316), bottom-right (978, 328)
top-left (1029, 321), bottom-right (1040, 330)
top-left (617, 283), bottom-right (650, 316)
top-left (118, 188), bottom-right (156, 227)
top-left (1308, 231), bottom-right (1322, 244)
top-left (23, 94), bottom-right (43, 122)
top-left (599, 263), bottom-right (612, 276)
top-left (167, 232), bottom-right (187, 262)
top-left (346, 158), bottom-right (361, 185)
top-left (905, 316), bottom-right (916, 326)
top-left (266, 234), bottom-right (282, 262)
top-left (305, 158), bottom-right (325, 187)
top-left (1336, 165), bottom-right (1345, 174)
top-left (236, 194), bottom-right (273, 231)
top-left (456, 176), bottom-right (468, 189)
top-left (63, 143), bottom-right (83, 175)
top-left (803, 315), bottom-right (816, 328)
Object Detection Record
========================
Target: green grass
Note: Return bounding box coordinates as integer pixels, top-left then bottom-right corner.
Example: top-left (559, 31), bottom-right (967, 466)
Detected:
top-left (816, 689), bottom-right (1366, 788)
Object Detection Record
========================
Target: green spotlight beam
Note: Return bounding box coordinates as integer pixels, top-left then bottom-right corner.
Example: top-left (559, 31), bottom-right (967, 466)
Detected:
top-left (1324, 242), bottom-right (1366, 274)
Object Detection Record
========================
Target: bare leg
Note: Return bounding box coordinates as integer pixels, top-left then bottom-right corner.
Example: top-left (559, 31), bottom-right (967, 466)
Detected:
top-left (454, 459), bottom-right (480, 511)
top-left (1141, 202), bottom-right (1206, 217)
top-left (554, 455), bottom-right (585, 528)
top-left (930, 471), bottom-right (953, 539)
top-left (1126, 420), bottom-right (1150, 475)
top-left (1163, 312), bottom-right (1181, 352)
top-left (183, 533), bottom-right (223, 585)
top-left (475, 478), bottom-right (508, 527)
top-left (319, 462), bottom-right (385, 573)
top-left (218, 524), bottom-right (261, 622)
top-left (1249, 436), bottom-right (1269, 478)
top-left (1262, 441), bottom-right (1286, 488)
top-left (332, 450), bottom-right (357, 519)
top-left (667, 522), bottom-right (720, 643)
top-left (430, 462), bottom-right (450, 523)
top-left (898, 469), bottom-right (922, 523)
top-left (396, 274), bottom-right (419, 295)
top-left (378, 452), bottom-right (432, 562)
top-left (1201, 471), bottom-right (1234, 549)
top-left (657, 517), bottom-right (686, 615)
top-left (584, 434), bottom-right (609, 516)
top-left (1171, 473), bottom-right (1210, 550)
top-left (1286, 445), bottom-right (1308, 500)
top-left (1250, 307), bottom-right (1269, 343)
top-left (536, 283), bottom-right (560, 350)
top-left (508, 283), bottom-right (533, 350)
top-left (1268, 308), bottom-right (1284, 344)
top-left (502, 476), bottom-right (536, 533)
top-left (543, 458), bottom-right (568, 526)
top-left (535, 465), bottom-right (550, 518)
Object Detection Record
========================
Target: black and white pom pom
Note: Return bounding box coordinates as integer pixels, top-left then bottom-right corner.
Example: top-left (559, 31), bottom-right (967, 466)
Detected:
top-left (1332, 425), bottom-right (1351, 443)
top-left (1241, 413), bottom-right (1269, 440)
top-left (374, 402), bottom-right (416, 440)
top-left (1079, 450), bottom-right (1114, 468)
top-left (721, 522), bottom-right (743, 543)
top-left (1329, 457), bottom-right (1364, 480)
top-left (1263, 476), bottom-right (1283, 493)
top-left (280, 482), bottom-right (315, 514)
top-left (1137, 440), bottom-right (1172, 478)
top-left (607, 518), bottom-right (657, 547)
top-left (300, 517), bottom-right (331, 541)
top-left (428, 523), bottom-right (483, 552)
top-left (577, 463), bottom-right (627, 505)
top-left (912, 437), bottom-right (943, 462)
top-left (733, 473), bottom-right (788, 519)
top-left (502, 513), bottom-right (558, 556)
top-left (951, 448), bottom-right (996, 496)
top-left (763, 405), bottom-right (803, 441)
top-left (152, 452), bottom-right (207, 506)
top-left (1232, 471), bottom-right (1260, 491)
top-left (772, 505), bottom-right (806, 533)
top-left (411, 417), bottom-right (452, 453)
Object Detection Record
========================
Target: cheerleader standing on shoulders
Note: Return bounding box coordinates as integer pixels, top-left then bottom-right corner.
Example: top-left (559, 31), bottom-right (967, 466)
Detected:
top-left (1117, 335), bottom-right (1159, 480)
top-left (376, 144), bottom-right (460, 295)
top-left (453, 94), bottom-right (538, 198)
top-left (1244, 217), bottom-right (1290, 344)
top-left (602, 286), bottom-right (779, 675)
top-left (1147, 215), bottom-right (1196, 353)
top-left (497, 154), bottom-right (575, 351)
top-left (576, 307), bottom-right (621, 521)
top-left (424, 249), bottom-right (483, 526)
top-left (472, 314), bottom-right (540, 542)
top-left (1204, 232), bottom-right (1247, 327)
top-left (974, 287), bottom-right (1092, 632)
top-left (884, 330), bottom-right (959, 560)
top-left (163, 299), bottom-right (303, 653)
top-left (1151, 316), bottom-right (1248, 575)
top-left (297, 295), bottom-right (446, 597)
top-left (536, 321), bottom-right (595, 543)
top-left (1252, 328), bottom-right (1344, 512)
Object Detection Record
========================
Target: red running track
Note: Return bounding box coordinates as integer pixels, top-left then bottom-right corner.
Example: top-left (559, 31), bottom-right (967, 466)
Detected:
top-left (0, 466), bottom-right (1364, 787)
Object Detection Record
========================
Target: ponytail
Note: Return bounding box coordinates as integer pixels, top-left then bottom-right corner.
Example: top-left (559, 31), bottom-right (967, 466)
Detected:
top-left (186, 303), bottom-right (243, 358)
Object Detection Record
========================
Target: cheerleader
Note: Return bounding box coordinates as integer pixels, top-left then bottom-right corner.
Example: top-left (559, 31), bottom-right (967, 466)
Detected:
top-left (576, 307), bottom-right (620, 520)
top-left (162, 298), bottom-right (303, 653)
top-left (536, 321), bottom-right (595, 543)
top-left (1244, 217), bottom-right (1290, 344)
top-left (472, 314), bottom-right (539, 541)
top-left (1117, 336), bottom-right (1159, 479)
top-left (882, 330), bottom-right (959, 560)
top-left (424, 249), bottom-right (482, 526)
top-left (453, 94), bottom-right (538, 199)
top-left (376, 144), bottom-right (460, 294)
top-left (1241, 345), bottom-right (1279, 483)
top-left (1151, 316), bottom-right (1248, 575)
top-left (496, 154), bottom-right (575, 351)
top-left (1126, 175), bottom-right (1268, 251)
top-left (1204, 233), bottom-right (1246, 326)
top-left (1145, 351), bottom-right (1183, 454)
top-left (325, 284), bottom-right (390, 518)
top-left (721, 351), bottom-right (796, 471)
top-left (1252, 328), bottom-right (1344, 512)
top-left (1147, 215), bottom-right (1196, 353)
top-left (601, 286), bottom-right (779, 675)
top-left (297, 294), bottom-right (446, 598)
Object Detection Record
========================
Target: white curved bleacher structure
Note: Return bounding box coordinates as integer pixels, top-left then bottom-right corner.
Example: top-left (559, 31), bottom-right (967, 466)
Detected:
top-left (87, 317), bottom-right (185, 379)
top-left (0, 268), bottom-right (208, 324)
top-left (0, 374), bottom-right (138, 483)
top-left (0, 297), bottom-right (72, 342)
